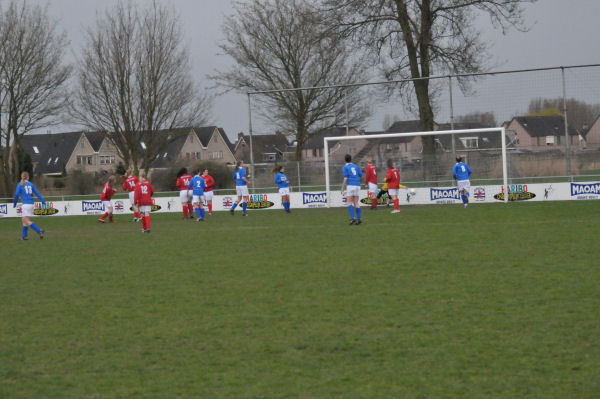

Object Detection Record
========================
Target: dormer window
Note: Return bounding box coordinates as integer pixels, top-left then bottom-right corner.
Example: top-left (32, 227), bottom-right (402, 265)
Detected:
top-left (33, 146), bottom-right (39, 154)
top-left (141, 142), bottom-right (146, 150)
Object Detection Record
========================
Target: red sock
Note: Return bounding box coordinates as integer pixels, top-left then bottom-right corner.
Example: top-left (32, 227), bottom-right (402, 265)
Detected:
top-left (145, 216), bottom-right (150, 230)
top-left (208, 203), bottom-right (212, 213)
top-left (141, 216), bottom-right (147, 230)
top-left (109, 214), bottom-right (113, 222)
top-left (372, 194), bottom-right (377, 208)
top-left (393, 199), bottom-right (399, 210)
top-left (187, 203), bottom-right (193, 215)
top-left (100, 212), bottom-right (108, 220)
top-left (182, 205), bottom-right (188, 218)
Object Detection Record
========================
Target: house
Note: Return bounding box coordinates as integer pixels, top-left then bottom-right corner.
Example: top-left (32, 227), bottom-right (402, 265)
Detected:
top-left (151, 126), bottom-right (237, 169)
top-left (504, 116), bottom-right (579, 151)
top-left (579, 115), bottom-right (600, 149)
top-left (20, 131), bottom-right (118, 175)
top-left (302, 127), bottom-right (363, 162)
top-left (233, 132), bottom-right (291, 163)
top-left (357, 121), bottom-right (425, 164)
top-left (434, 122), bottom-right (500, 152)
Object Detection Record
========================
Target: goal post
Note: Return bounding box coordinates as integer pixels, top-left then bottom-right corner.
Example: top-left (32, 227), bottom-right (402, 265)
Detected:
top-left (324, 127), bottom-right (509, 207)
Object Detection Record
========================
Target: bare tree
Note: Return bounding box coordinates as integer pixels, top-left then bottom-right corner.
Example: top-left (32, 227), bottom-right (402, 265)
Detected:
top-left (0, 1), bottom-right (71, 195)
top-left (527, 97), bottom-right (600, 132)
top-left (322, 0), bottom-right (535, 155)
top-left (213, 0), bottom-right (370, 160)
top-left (71, 0), bottom-right (211, 174)
top-left (455, 111), bottom-right (497, 126)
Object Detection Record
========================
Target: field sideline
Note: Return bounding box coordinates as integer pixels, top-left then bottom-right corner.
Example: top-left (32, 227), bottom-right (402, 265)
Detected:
top-left (1, 201), bottom-right (599, 398)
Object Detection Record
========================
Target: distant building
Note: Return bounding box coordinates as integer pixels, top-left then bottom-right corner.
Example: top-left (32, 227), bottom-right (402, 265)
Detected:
top-left (233, 132), bottom-right (291, 163)
top-left (504, 116), bottom-right (578, 151)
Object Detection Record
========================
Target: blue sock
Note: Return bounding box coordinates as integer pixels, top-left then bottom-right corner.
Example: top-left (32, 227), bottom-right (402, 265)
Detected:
top-left (22, 226), bottom-right (28, 238)
top-left (231, 203), bottom-right (238, 211)
top-left (348, 205), bottom-right (354, 219)
top-left (461, 194), bottom-right (467, 204)
top-left (195, 207), bottom-right (201, 218)
top-left (242, 202), bottom-right (247, 214)
top-left (356, 207), bottom-right (362, 220)
top-left (30, 223), bottom-right (41, 234)
top-left (200, 208), bottom-right (205, 218)
top-left (285, 202), bottom-right (290, 211)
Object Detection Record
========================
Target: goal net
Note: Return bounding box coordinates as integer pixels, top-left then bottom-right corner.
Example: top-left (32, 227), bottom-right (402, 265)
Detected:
top-left (324, 127), bottom-right (509, 207)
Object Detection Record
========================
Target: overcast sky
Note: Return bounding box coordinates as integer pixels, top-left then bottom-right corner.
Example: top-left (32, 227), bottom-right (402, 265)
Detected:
top-left (32, 0), bottom-right (600, 138)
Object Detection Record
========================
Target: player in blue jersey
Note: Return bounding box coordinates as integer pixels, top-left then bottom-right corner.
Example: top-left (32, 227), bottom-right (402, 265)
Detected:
top-left (340, 154), bottom-right (363, 225)
top-left (230, 161), bottom-right (249, 216)
top-left (274, 165), bottom-right (291, 213)
top-left (187, 170), bottom-right (206, 221)
top-left (453, 155), bottom-right (472, 208)
top-left (13, 171), bottom-right (45, 240)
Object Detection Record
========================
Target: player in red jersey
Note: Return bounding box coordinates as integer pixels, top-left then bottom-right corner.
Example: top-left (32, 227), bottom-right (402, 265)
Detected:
top-left (202, 168), bottom-right (215, 215)
top-left (122, 169), bottom-right (142, 222)
top-left (365, 157), bottom-right (378, 210)
top-left (176, 167), bottom-right (194, 219)
top-left (98, 176), bottom-right (117, 223)
top-left (134, 170), bottom-right (154, 233)
top-left (385, 159), bottom-right (401, 213)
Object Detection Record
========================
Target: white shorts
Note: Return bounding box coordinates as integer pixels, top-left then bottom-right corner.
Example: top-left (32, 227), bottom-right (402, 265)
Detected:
top-left (457, 180), bottom-right (470, 193)
top-left (278, 187), bottom-right (290, 196)
top-left (140, 205), bottom-right (151, 213)
top-left (204, 191), bottom-right (213, 201)
top-left (128, 191), bottom-right (136, 205)
top-left (236, 185), bottom-right (249, 197)
top-left (346, 185), bottom-right (360, 197)
top-left (180, 190), bottom-right (192, 203)
top-left (192, 195), bottom-right (204, 204)
top-left (102, 200), bottom-right (113, 210)
top-left (368, 182), bottom-right (378, 194)
top-left (388, 188), bottom-right (399, 197)
top-left (21, 204), bottom-right (34, 217)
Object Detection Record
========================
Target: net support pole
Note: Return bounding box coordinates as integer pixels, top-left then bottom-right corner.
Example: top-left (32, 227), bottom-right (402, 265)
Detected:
top-left (500, 127), bottom-right (509, 203)
top-left (561, 67), bottom-right (572, 182)
top-left (247, 93), bottom-right (255, 194)
top-left (324, 138), bottom-right (331, 208)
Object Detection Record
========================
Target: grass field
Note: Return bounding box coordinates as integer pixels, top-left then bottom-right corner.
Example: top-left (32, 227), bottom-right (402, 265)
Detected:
top-left (1, 201), bottom-right (599, 398)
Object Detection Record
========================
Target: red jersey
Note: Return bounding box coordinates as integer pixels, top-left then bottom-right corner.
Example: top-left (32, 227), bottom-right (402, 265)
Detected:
top-left (385, 167), bottom-right (400, 189)
top-left (203, 174), bottom-right (215, 192)
top-left (176, 174), bottom-right (193, 191)
top-left (135, 179), bottom-right (154, 206)
top-left (101, 183), bottom-right (116, 201)
top-left (122, 175), bottom-right (139, 192)
top-left (365, 164), bottom-right (377, 185)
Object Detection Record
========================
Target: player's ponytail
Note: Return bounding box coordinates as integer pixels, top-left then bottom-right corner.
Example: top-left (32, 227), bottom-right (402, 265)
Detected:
top-left (20, 171), bottom-right (29, 187)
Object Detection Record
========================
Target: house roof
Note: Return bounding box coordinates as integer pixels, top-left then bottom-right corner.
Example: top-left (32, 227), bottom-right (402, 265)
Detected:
top-left (512, 116), bottom-right (578, 137)
top-left (20, 131), bottom-right (83, 174)
top-left (304, 127), bottom-right (351, 149)
top-left (84, 131), bottom-right (106, 151)
top-left (383, 120), bottom-right (426, 143)
top-left (236, 132), bottom-right (289, 154)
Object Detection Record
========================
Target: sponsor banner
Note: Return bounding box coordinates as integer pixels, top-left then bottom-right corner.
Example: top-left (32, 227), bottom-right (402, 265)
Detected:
top-left (430, 187), bottom-right (460, 204)
top-left (570, 182), bottom-right (600, 200)
top-left (303, 192), bottom-right (328, 208)
top-left (0, 182), bottom-right (595, 217)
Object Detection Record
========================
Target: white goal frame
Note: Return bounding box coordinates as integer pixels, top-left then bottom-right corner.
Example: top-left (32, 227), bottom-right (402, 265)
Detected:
top-left (324, 127), bottom-right (509, 207)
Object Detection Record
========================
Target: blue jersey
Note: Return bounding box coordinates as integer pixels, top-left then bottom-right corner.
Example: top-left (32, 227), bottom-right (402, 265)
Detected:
top-left (233, 167), bottom-right (247, 186)
top-left (274, 172), bottom-right (289, 189)
top-left (343, 163), bottom-right (362, 186)
top-left (187, 176), bottom-right (206, 195)
top-left (13, 181), bottom-right (45, 206)
top-left (453, 162), bottom-right (472, 181)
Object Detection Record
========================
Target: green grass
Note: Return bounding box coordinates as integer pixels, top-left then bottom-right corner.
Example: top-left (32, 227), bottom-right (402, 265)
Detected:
top-left (1, 202), bottom-right (599, 398)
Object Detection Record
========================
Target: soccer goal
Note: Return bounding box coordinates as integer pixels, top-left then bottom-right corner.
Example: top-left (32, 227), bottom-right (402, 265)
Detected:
top-left (324, 127), bottom-right (509, 207)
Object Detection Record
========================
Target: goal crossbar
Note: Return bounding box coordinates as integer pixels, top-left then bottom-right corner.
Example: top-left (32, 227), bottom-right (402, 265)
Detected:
top-left (324, 127), bottom-right (509, 206)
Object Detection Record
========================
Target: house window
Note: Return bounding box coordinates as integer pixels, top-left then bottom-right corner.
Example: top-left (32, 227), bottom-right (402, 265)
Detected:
top-left (196, 152), bottom-right (201, 160)
top-left (33, 146), bottom-right (39, 154)
top-left (312, 148), bottom-right (317, 157)
top-left (264, 153), bottom-right (276, 162)
top-left (80, 141), bottom-right (84, 149)
top-left (557, 135), bottom-right (561, 145)
top-left (546, 136), bottom-right (555, 146)
top-left (190, 135), bottom-right (193, 142)
top-left (213, 135), bottom-right (218, 142)
top-left (186, 152), bottom-right (190, 160)
top-left (460, 137), bottom-right (479, 149)
top-left (100, 155), bottom-right (115, 165)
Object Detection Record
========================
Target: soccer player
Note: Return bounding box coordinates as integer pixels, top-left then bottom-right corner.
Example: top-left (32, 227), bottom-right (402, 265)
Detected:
top-left (202, 169), bottom-right (215, 216)
top-left (274, 165), bottom-right (291, 213)
top-left (176, 167), bottom-right (194, 219)
top-left (340, 154), bottom-right (363, 225)
top-left (453, 155), bottom-right (472, 208)
top-left (230, 160), bottom-right (249, 216)
top-left (385, 159), bottom-right (401, 213)
top-left (122, 169), bottom-right (142, 222)
top-left (365, 157), bottom-right (378, 210)
top-left (13, 171), bottom-right (45, 240)
top-left (187, 170), bottom-right (206, 221)
top-left (134, 170), bottom-right (154, 233)
top-left (98, 176), bottom-right (117, 223)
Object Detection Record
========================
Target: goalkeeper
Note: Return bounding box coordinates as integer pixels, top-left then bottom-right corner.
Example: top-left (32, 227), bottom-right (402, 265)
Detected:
top-left (376, 181), bottom-right (391, 207)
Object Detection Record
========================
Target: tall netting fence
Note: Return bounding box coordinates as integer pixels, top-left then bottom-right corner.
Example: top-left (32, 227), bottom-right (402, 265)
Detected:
top-left (246, 65), bottom-right (600, 193)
